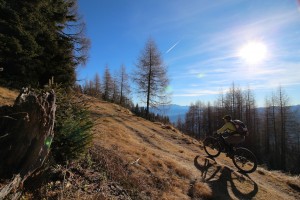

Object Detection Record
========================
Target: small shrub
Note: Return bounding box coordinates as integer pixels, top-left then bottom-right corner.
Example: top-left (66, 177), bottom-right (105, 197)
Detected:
top-left (50, 85), bottom-right (93, 164)
top-left (190, 181), bottom-right (212, 199)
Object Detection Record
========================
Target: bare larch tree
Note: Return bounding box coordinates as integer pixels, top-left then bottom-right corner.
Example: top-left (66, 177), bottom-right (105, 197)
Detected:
top-left (94, 73), bottom-right (102, 98)
top-left (133, 38), bottom-right (169, 117)
top-left (102, 65), bottom-right (114, 101)
top-left (119, 64), bottom-right (131, 106)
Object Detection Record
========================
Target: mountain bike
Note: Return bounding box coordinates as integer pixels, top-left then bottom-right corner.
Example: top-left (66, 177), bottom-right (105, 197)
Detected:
top-left (203, 133), bottom-right (257, 173)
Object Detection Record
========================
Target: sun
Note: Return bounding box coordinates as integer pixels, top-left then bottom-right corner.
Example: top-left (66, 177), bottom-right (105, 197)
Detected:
top-left (238, 41), bottom-right (268, 64)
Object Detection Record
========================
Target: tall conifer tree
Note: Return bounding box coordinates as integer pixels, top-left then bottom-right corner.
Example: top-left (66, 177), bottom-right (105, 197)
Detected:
top-left (0, 0), bottom-right (89, 88)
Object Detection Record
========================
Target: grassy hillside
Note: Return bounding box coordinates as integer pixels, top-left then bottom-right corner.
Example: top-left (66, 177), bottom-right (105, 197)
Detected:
top-left (1, 87), bottom-right (300, 199)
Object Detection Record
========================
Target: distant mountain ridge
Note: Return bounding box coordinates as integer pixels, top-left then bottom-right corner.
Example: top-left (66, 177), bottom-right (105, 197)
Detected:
top-left (150, 104), bottom-right (189, 123)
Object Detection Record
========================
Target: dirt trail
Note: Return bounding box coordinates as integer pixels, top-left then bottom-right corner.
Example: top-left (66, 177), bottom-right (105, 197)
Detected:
top-left (89, 97), bottom-right (300, 200)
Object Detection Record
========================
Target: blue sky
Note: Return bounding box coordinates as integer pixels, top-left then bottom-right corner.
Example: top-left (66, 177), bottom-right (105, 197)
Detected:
top-left (77, 0), bottom-right (300, 107)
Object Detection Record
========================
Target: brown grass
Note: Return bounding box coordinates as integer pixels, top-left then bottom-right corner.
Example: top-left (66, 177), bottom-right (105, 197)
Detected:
top-left (22, 147), bottom-right (154, 199)
top-left (0, 86), bottom-right (18, 105)
top-left (257, 168), bottom-right (266, 175)
top-left (163, 159), bottom-right (191, 179)
top-left (90, 146), bottom-right (156, 199)
top-left (191, 181), bottom-right (213, 199)
top-left (286, 176), bottom-right (300, 192)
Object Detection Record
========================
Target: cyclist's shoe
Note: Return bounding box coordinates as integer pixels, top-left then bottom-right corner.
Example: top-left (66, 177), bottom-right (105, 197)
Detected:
top-left (223, 144), bottom-right (231, 153)
top-left (226, 146), bottom-right (234, 157)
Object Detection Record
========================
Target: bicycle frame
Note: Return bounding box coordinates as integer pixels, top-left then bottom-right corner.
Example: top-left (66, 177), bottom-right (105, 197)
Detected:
top-left (213, 134), bottom-right (236, 153)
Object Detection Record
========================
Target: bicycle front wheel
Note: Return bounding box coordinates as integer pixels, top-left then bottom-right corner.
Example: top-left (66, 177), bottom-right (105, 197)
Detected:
top-left (203, 136), bottom-right (221, 157)
top-left (232, 147), bottom-right (257, 173)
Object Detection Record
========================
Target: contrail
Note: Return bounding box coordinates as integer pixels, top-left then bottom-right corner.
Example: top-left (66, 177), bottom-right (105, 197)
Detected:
top-left (166, 40), bottom-right (180, 54)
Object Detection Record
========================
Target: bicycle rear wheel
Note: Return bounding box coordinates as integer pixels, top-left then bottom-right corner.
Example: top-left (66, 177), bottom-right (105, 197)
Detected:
top-left (203, 136), bottom-right (221, 157)
top-left (232, 147), bottom-right (257, 173)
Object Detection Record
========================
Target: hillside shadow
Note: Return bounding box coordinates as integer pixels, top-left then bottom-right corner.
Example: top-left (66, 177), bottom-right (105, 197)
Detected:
top-left (194, 155), bottom-right (258, 200)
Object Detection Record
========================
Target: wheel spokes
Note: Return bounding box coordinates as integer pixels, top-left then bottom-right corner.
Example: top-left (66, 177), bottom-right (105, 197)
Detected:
top-left (233, 148), bottom-right (257, 173)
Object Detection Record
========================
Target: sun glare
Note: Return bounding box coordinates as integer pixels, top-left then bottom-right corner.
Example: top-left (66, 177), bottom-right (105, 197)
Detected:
top-left (238, 41), bottom-right (268, 64)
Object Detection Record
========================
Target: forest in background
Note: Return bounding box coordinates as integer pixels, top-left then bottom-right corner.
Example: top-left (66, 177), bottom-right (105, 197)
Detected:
top-left (174, 83), bottom-right (300, 174)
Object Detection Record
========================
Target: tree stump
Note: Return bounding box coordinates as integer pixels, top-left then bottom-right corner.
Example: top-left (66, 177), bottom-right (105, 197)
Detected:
top-left (0, 88), bottom-right (56, 199)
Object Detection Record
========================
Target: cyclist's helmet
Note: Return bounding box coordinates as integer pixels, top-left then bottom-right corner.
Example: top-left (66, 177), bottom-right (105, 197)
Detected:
top-left (222, 115), bottom-right (232, 120)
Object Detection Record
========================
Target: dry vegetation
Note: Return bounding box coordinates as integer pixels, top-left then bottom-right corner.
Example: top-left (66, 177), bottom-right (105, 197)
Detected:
top-left (0, 86), bottom-right (300, 199)
top-left (0, 86), bottom-right (18, 105)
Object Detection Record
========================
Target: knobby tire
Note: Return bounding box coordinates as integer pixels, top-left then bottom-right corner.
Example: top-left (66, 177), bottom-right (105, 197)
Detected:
top-left (203, 136), bottom-right (221, 157)
top-left (232, 147), bottom-right (257, 173)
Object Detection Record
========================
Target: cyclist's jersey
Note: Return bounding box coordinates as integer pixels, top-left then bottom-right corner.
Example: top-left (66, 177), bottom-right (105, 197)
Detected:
top-left (217, 121), bottom-right (236, 134)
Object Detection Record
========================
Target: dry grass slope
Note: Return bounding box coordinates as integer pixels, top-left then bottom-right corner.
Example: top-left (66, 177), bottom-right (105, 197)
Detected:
top-left (1, 87), bottom-right (300, 199)
top-left (84, 95), bottom-right (300, 200)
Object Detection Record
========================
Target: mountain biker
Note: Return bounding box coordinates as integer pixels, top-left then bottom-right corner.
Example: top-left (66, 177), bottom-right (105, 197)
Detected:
top-left (217, 115), bottom-right (245, 145)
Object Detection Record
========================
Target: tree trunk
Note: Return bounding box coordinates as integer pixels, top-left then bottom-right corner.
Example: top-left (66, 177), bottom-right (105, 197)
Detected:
top-left (0, 88), bottom-right (56, 198)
